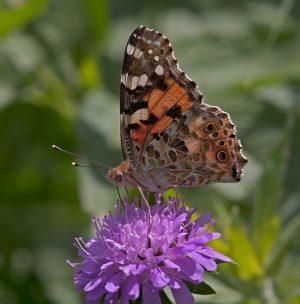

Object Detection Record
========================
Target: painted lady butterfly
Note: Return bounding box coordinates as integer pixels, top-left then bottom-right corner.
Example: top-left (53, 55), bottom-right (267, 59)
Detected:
top-left (105, 25), bottom-right (248, 192)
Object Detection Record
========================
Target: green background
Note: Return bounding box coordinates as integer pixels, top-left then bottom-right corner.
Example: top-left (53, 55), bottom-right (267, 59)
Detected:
top-left (1, 0), bottom-right (300, 303)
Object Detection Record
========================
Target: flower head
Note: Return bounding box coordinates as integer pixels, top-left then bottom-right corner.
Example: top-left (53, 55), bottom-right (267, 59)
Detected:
top-left (68, 194), bottom-right (231, 304)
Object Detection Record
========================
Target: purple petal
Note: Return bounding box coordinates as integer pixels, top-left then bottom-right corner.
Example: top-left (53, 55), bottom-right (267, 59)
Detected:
top-left (77, 248), bottom-right (89, 258)
top-left (171, 280), bottom-right (195, 304)
top-left (120, 295), bottom-right (129, 304)
top-left (120, 264), bottom-right (135, 275)
top-left (81, 261), bottom-right (99, 274)
top-left (123, 223), bottom-right (132, 234)
top-left (169, 244), bottom-right (196, 255)
top-left (186, 233), bottom-right (213, 246)
top-left (164, 259), bottom-right (180, 270)
top-left (85, 273), bottom-right (112, 291)
top-left (176, 272), bottom-right (200, 284)
top-left (198, 247), bottom-right (231, 262)
top-left (173, 213), bottom-right (187, 229)
top-left (143, 248), bottom-right (154, 258)
top-left (142, 284), bottom-right (161, 304)
top-left (168, 278), bottom-right (180, 289)
top-left (134, 263), bottom-right (148, 275)
top-left (120, 263), bottom-right (147, 276)
top-left (150, 266), bottom-right (170, 288)
top-left (100, 261), bottom-right (114, 270)
top-left (105, 291), bottom-right (118, 302)
top-left (125, 246), bottom-right (139, 261)
top-left (114, 249), bottom-right (127, 264)
top-left (122, 275), bottom-right (140, 299)
top-left (189, 252), bottom-right (217, 271)
top-left (85, 285), bottom-right (106, 300)
top-left (120, 296), bottom-right (129, 304)
top-left (211, 232), bottom-right (221, 240)
top-left (173, 256), bottom-right (204, 282)
top-left (105, 272), bottom-right (123, 292)
top-left (194, 212), bottom-right (212, 226)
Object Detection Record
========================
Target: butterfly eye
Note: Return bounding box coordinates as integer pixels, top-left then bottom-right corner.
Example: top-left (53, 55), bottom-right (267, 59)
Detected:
top-left (216, 151), bottom-right (228, 162)
top-left (115, 172), bottom-right (124, 183)
top-left (205, 123), bottom-right (215, 132)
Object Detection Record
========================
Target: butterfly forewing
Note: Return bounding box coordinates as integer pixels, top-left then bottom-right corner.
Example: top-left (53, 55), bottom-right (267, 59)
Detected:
top-left (120, 27), bottom-right (203, 166)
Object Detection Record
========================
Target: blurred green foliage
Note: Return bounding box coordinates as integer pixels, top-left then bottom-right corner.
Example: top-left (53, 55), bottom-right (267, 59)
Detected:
top-left (0, 0), bottom-right (300, 303)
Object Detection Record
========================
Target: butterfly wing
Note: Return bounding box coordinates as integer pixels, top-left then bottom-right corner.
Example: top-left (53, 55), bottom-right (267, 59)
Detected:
top-left (120, 26), bottom-right (202, 167)
top-left (142, 104), bottom-right (247, 188)
top-left (120, 25), bottom-right (247, 190)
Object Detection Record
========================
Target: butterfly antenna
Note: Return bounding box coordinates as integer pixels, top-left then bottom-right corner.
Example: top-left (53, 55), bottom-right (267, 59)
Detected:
top-left (52, 145), bottom-right (112, 170)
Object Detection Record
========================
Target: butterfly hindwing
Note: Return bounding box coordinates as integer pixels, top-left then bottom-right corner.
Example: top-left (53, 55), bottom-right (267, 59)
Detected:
top-left (144, 103), bottom-right (247, 188)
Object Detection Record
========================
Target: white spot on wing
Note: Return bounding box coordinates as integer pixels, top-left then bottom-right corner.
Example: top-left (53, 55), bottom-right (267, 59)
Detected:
top-left (121, 73), bottom-right (128, 85)
top-left (131, 108), bottom-right (149, 123)
top-left (138, 74), bottom-right (148, 87)
top-left (148, 49), bottom-right (153, 55)
top-left (155, 65), bottom-right (164, 75)
top-left (126, 44), bottom-right (134, 55)
top-left (154, 55), bottom-right (159, 62)
top-left (130, 76), bottom-right (139, 90)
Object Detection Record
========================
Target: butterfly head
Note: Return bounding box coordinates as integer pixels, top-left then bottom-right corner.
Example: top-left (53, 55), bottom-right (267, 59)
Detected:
top-left (105, 168), bottom-right (128, 187)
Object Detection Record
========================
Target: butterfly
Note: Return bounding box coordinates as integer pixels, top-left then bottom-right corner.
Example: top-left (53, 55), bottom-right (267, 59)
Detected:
top-left (104, 25), bottom-right (247, 192)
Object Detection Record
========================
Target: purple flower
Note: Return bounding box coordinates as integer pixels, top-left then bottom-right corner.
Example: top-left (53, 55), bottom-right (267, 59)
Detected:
top-left (68, 194), bottom-right (232, 304)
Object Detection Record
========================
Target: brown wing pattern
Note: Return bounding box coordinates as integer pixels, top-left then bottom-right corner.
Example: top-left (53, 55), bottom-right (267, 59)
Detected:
top-left (120, 25), bottom-right (203, 170)
top-left (141, 103), bottom-right (247, 188)
top-left (119, 25), bottom-right (247, 189)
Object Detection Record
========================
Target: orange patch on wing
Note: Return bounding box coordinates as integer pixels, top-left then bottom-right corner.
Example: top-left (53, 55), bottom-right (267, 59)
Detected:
top-left (143, 79), bottom-right (195, 135)
top-left (146, 89), bottom-right (165, 112)
top-left (131, 123), bottom-right (148, 147)
top-left (149, 80), bottom-right (194, 120)
top-left (151, 80), bottom-right (182, 119)
top-left (151, 115), bottom-right (173, 134)
top-left (176, 92), bottom-right (193, 112)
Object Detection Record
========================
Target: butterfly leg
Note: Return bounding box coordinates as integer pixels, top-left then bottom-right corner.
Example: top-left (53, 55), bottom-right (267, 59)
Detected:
top-left (172, 184), bottom-right (179, 200)
top-left (116, 186), bottom-right (125, 206)
top-left (137, 186), bottom-right (152, 225)
top-left (124, 186), bottom-right (132, 203)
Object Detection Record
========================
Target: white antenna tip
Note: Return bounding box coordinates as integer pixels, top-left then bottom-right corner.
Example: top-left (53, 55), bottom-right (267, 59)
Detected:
top-left (52, 145), bottom-right (60, 150)
top-left (72, 162), bottom-right (78, 166)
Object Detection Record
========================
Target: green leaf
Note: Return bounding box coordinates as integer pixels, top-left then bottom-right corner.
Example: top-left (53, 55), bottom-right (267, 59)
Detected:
top-left (266, 214), bottom-right (300, 275)
top-left (228, 224), bottom-right (262, 279)
top-left (252, 133), bottom-right (287, 262)
top-left (184, 280), bottom-right (216, 295)
top-left (159, 290), bottom-right (173, 304)
top-left (82, 0), bottom-right (109, 41)
top-left (282, 94), bottom-right (300, 200)
top-left (0, 0), bottom-right (47, 37)
top-left (100, 294), bottom-right (105, 304)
